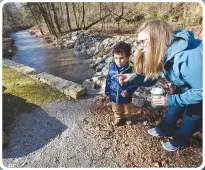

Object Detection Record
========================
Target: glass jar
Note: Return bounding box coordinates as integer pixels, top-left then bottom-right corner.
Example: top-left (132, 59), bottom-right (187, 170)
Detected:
top-left (150, 87), bottom-right (165, 109)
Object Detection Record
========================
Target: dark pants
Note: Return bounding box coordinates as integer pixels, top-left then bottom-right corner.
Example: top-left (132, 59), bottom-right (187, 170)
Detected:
top-left (157, 102), bottom-right (202, 147)
top-left (156, 87), bottom-right (202, 147)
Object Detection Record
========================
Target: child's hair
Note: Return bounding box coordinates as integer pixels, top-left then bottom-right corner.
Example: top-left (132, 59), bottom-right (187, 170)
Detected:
top-left (112, 41), bottom-right (131, 57)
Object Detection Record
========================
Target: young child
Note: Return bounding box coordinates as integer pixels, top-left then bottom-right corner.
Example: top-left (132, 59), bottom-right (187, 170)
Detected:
top-left (105, 41), bottom-right (139, 126)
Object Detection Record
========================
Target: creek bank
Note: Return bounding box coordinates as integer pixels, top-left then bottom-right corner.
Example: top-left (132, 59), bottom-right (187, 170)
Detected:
top-left (3, 26), bottom-right (31, 59)
top-left (3, 38), bottom-right (17, 59)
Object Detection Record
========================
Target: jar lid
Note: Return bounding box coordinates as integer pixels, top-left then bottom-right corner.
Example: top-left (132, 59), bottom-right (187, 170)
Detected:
top-left (151, 87), bottom-right (164, 95)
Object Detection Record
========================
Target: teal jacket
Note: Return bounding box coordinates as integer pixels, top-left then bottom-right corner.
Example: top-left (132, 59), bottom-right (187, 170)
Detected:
top-left (163, 29), bottom-right (202, 107)
top-left (136, 29), bottom-right (203, 107)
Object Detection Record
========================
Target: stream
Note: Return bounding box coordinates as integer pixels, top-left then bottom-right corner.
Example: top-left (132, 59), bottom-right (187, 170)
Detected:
top-left (11, 29), bottom-right (95, 84)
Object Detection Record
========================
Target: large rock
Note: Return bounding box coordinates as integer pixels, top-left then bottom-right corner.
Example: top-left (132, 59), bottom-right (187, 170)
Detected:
top-left (86, 47), bottom-right (96, 56)
top-left (94, 72), bottom-right (103, 77)
top-left (64, 84), bottom-right (85, 99)
top-left (92, 76), bottom-right (100, 83)
top-left (30, 72), bottom-right (86, 99)
top-left (3, 59), bottom-right (38, 75)
top-left (105, 56), bottom-right (113, 64)
top-left (96, 63), bottom-right (105, 72)
top-left (132, 97), bottom-right (145, 107)
top-left (101, 64), bottom-right (110, 76)
top-left (8, 49), bottom-right (13, 53)
top-left (72, 35), bottom-right (78, 41)
top-left (98, 79), bottom-right (106, 95)
top-left (82, 79), bottom-right (94, 91)
top-left (3, 59), bottom-right (85, 99)
top-left (93, 57), bottom-right (105, 68)
top-left (66, 40), bottom-right (75, 48)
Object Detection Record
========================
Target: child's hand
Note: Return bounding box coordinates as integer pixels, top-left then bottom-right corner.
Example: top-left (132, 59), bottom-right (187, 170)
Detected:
top-left (101, 95), bottom-right (109, 103)
top-left (121, 90), bottom-right (128, 97)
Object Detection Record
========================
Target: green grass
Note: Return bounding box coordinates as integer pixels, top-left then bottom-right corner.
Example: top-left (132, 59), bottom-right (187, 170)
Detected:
top-left (3, 66), bottom-right (66, 133)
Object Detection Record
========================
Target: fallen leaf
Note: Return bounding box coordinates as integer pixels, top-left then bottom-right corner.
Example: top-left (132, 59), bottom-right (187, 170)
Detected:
top-left (161, 160), bottom-right (167, 167)
top-left (125, 152), bottom-right (130, 160)
top-left (154, 162), bottom-right (160, 168)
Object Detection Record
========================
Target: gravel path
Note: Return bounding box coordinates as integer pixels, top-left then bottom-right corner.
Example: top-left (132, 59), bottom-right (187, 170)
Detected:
top-left (2, 92), bottom-right (202, 168)
top-left (2, 94), bottom-right (115, 168)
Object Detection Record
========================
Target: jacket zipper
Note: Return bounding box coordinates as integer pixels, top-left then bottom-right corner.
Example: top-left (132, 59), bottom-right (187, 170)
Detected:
top-left (116, 83), bottom-right (119, 104)
top-left (116, 65), bottom-right (131, 104)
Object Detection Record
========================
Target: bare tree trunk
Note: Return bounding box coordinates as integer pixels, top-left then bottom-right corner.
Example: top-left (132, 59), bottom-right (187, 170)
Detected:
top-left (80, 2), bottom-right (85, 29)
top-left (40, 3), bottom-right (52, 33)
top-left (100, 3), bottom-right (103, 30)
top-left (43, 3), bottom-right (53, 34)
top-left (68, 13), bottom-right (111, 32)
top-left (100, 3), bottom-right (105, 31)
top-left (167, 2), bottom-right (173, 13)
top-left (77, 3), bottom-right (82, 28)
top-left (51, 3), bottom-right (61, 34)
top-left (3, 6), bottom-right (7, 25)
top-left (117, 3), bottom-right (124, 31)
top-left (85, 13), bottom-right (110, 30)
top-left (37, 3), bottom-right (57, 37)
top-left (5, 4), bottom-right (16, 25)
top-left (59, 2), bottom-right (63, 26)
top-left (65, 2), bottom-right (72, 31)
top-left (46, 3), bottom-right (53, 27)
top-left (27, 3), bottom-right (44, 35)
top-left (72, 3), bottom-right (79, 29)
top-left (101, 3), bottom-right (106, 31)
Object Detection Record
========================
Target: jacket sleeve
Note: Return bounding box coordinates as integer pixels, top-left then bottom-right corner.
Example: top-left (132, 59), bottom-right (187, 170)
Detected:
top-left (168, 51), bottom-right (203, 107)
top-left (105, 71), bottom-right (111, 96)
top-left (126, 80), bottom-right (139, 95)
top-left (135, 74), bottom-right (158, 87)
top-left (126, 74), bottom-right (158, 95)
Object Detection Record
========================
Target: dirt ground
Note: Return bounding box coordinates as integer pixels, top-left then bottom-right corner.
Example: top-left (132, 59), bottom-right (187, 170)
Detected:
top-left (2, 70), bottom-right (202, 168)
top-left (86, 89), bottom-right (203, 168)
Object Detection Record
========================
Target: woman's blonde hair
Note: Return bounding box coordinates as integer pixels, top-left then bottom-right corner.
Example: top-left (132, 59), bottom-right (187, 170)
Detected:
top-left (135, 19), bottom-right (173, 81)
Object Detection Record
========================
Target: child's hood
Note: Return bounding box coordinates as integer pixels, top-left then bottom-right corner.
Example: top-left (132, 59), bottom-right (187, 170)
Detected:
top-left (112, 60), bottom-right (134, 73)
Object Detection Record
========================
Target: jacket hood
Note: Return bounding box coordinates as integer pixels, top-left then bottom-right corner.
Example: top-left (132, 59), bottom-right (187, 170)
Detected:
top-left (113, 60), bottom-right (134, 73)
top-left (164, 29), bottom-right (195, 65)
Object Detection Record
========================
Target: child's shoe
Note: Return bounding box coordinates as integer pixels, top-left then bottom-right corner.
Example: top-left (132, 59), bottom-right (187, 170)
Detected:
top-left (112, 117), bottom-right (125, 126)
top-left (125, 118), bottom-right (133, 125)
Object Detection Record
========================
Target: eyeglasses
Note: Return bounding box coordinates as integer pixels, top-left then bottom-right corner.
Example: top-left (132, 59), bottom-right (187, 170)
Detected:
top-left (135, 39), bottom-right (149, 49)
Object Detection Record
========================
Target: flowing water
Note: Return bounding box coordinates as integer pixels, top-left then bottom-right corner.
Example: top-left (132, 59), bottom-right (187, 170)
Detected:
top-left (11, 29), bottom-right (95, 84)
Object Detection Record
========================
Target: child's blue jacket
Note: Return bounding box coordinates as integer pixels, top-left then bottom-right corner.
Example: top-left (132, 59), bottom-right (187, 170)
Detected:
top-left (105, 61), bottom-right (140, 104)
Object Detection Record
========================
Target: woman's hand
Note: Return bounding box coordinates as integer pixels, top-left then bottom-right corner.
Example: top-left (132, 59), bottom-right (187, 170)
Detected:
top-left (121, 90), bottom-right (128, 97)
top-left (117, 73), bottom-right (136, 83)
top-left (152, 96), bottom-right (168, 106)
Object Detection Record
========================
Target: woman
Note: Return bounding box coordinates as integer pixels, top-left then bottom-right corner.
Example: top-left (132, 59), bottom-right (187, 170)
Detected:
top-left (118, 19), bottom-right (202, 151)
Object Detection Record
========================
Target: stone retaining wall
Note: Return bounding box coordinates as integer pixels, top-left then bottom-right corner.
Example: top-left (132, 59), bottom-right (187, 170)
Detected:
top-left (3, 59), bottom-right (85, 99)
